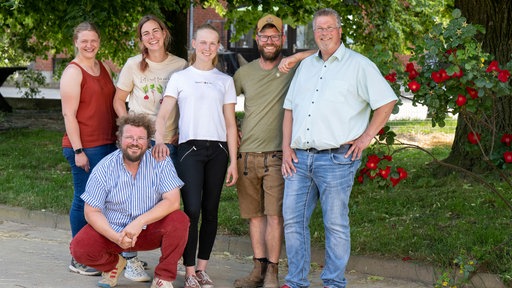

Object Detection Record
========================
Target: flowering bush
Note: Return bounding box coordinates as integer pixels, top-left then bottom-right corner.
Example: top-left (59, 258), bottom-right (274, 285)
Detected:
top-left (359, 9), bottom-right (512, 190)
top-left (358, 8), bottom-right (512, 286)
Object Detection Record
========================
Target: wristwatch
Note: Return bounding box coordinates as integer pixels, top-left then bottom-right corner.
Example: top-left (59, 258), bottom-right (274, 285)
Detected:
top-left (74, 148), bottom-right (84, 154)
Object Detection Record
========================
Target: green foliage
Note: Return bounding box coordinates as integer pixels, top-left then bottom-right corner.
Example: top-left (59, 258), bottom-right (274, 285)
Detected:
top-left (0, 0), bottom-right (189, 66)
top-left (2, 0), bottom-right (454, 66)
top-left (222, 0), bottom-right (453, 56)
top-left (11, 69), bottom-right (47, 98)
top-left (379, 9), bottom-right (512, 170)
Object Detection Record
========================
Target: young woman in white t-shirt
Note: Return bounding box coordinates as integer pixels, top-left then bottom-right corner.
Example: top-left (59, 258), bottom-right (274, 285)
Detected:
top-left (153, 24), bottom-right (238, 288)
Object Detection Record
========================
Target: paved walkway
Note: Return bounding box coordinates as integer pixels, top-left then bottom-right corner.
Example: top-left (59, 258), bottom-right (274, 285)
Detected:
top-left (0, 205), bottom-right (439, 288)
top-left (0, 220), bottom-right (432, 288)
top-left (0, 205), bottom-right (506, 288)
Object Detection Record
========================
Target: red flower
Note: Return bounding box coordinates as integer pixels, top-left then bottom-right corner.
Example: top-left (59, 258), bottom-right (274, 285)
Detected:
top-left (365, 155), bottom-right (380, 170)
top-left (144, 95), bottom-right (149, 100)
top-left (439, 69), bottom-right (450, 81)
top-left (504, 151), bottom-right (512, 163)
top-left (382, 155), bottom-right (393, 161)
top-left (379, 166), bottom-right (391, 179)
top-left (408, 69), bottom-right (419, 80)
top-left (408, 80), bottom-right (421, 92)
top-left (445, 48), bottom-right (457, 55)
top-left (397, 167), bottom-right (408, 180)
top-left (357, 175), bottom-right (364, 183)
top-left (466, 87), bottom-right (478, 99)
top-left (431, 71), bottom-right (443, 83)
top-left (486, 60), bottom-right (500, 73)
top-left (498, 70), bottom-right (510, 82)
top-left (467, 132), bottom-right (481, 145)
top-left (405, 62), bottom-right (416, 73)
top-left (390, 176), bottom-right (401, 187)
top-left (451, 67), bottom-right (463, 78)
top-left (455, 94), bottom-right (467, 106)
top-left (501, 134), bottom-right (512, 146)
top-left (377, 128), bottom-right (385, 135)
top-left (385, 72), bottom-right (397, 83)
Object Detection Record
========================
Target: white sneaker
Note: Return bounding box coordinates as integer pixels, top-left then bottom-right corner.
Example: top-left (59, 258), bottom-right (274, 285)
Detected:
top-left (151, 277), bottom-right (175, 288)
top-left (124, 257), bottom-right (151, 282)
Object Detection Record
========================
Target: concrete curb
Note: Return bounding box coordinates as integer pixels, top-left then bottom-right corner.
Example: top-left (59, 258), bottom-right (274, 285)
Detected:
top-left (0, 205), bottom-right (506, 288)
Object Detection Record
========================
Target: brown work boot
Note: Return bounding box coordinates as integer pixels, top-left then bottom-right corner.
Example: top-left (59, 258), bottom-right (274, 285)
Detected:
top-left (233, 258), bottom-right (267, 288)
top-left (263, 262), bottom-right (279, 288)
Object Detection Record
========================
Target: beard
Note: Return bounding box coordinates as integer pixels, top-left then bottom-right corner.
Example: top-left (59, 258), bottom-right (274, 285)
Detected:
top-left (258, 44), bottom-right (282, 62)
top-left (122, 145), bottom-right (145, 162)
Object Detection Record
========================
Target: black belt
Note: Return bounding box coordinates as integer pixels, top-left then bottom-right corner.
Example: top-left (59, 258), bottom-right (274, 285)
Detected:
top-left (300, 144), bottom-right (349, 154)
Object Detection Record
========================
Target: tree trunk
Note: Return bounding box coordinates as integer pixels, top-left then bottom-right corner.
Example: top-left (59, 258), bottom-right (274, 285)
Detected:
top-left (161, 6), bottom-right (189, 60)
top-left (444, 0), bottom-right (512, 171)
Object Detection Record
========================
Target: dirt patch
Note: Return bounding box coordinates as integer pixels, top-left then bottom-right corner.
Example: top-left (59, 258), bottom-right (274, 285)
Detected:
top-left (0, 110), bottom-right (65, 132)
top-left (395, 132), bottom-right (454, 148)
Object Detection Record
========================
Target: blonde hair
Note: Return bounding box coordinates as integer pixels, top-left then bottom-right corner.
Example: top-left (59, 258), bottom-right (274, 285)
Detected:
top-left (137, 15), bottom-right (171, 72)
top-left (190, 23), bottom-right (219, 67)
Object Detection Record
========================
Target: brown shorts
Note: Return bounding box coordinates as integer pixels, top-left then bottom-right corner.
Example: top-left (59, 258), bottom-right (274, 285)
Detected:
top-left (236, 151), bottom-right (284, 218)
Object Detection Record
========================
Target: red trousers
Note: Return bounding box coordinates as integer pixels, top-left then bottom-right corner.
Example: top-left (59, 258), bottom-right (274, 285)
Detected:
top-left (70, 210), bottom-right (189, 281)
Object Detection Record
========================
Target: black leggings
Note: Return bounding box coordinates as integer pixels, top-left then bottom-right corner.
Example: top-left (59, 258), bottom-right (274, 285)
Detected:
top-left (177, 140), bottom-right (229, 267)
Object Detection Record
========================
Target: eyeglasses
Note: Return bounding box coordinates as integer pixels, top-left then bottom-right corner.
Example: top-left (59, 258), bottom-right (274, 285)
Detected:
top-left (257, 34), bottom-right (282, 42)
top-left (123, 136), bottom-right (148, 143)
top-left (314, 26), bottom-right (340, 33)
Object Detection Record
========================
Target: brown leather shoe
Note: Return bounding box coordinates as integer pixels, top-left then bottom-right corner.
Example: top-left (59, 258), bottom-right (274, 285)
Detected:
top-left (263, 262), bottom-right (279, 288)
top-left (233, 258), bottom-right (267, 288)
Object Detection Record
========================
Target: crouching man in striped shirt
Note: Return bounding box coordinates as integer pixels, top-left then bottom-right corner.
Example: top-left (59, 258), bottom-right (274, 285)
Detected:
top-left (70, 113), bottom-right (189, 288)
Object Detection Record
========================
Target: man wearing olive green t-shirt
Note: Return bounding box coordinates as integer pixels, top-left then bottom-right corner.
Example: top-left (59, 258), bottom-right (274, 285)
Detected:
top-left (233, 14), bottom-right (314, 288)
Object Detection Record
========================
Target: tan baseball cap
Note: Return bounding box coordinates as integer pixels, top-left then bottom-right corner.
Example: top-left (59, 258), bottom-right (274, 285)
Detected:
top-left (257, 14), bottom-right (283, 33)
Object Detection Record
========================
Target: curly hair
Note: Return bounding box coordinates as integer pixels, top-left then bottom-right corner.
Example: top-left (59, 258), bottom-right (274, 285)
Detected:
top-left (116, 113), bottom-right (155, 141)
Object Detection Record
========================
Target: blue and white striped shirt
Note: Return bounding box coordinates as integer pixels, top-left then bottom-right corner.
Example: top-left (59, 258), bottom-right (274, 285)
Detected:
top-left (82, 149), bottom-right (184, 232)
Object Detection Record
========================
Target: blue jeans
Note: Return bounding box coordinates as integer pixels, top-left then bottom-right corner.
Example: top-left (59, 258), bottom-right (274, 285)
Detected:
top-left (283, 145), bottom-right (361, 288)
top-left (63, 143), bottom-right (117, 237)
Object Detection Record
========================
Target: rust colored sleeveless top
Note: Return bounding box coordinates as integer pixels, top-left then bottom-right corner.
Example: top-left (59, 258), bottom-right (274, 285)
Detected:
top-left (62, 61), bottom-right (117, 148)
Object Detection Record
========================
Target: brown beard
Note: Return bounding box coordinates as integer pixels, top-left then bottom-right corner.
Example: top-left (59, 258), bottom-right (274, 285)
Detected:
top-left (258, 44), bottom-right (282, 62)
top-left (122, 145), bottom-right (144, 162)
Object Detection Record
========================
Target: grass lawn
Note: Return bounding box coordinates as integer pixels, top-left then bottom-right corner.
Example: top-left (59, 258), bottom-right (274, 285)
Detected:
top-left (1, 120), bottom-right (511, 285)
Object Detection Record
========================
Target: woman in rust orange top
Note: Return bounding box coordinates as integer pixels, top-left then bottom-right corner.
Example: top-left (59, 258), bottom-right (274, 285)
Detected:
top-left (60, 21), bottom-right (117, 276)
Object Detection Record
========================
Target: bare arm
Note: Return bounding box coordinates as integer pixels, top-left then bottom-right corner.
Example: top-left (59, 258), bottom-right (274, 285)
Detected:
top-left (84, 187), bottom-right (180, 249)
top-left (281, 109), bottom-right (297, 176)
top-left (345, 100), bottom-right (397, 160)
top-left (113, 88), bottom-right (130, 117)
top-left (60, 65), bottom-right (90, 172)
top-left (84, 204), bottom-right (131, 248)
top-left (278, 50), bottom-right (316, 73)
top-left (223, 103), bottom-right (238, 186)
top-left (152, 96), bottom-right (177, 161)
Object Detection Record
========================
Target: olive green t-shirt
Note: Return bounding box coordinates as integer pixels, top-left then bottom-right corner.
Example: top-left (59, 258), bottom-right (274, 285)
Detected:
top-left (234, 60), bottom-right (296, 152)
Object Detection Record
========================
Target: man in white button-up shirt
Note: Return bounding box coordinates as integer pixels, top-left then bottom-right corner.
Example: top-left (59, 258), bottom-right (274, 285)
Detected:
top-left (280, 8), bottom-right (397, 288)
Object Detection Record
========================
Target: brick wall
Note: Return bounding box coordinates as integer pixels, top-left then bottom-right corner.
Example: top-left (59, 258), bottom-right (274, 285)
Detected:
top-left (190, 4), bottom-right (228, 49)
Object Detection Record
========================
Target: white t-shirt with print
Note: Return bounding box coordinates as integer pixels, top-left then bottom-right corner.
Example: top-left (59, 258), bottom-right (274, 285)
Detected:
top-left (164, 66), bottom-right (236, 144)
